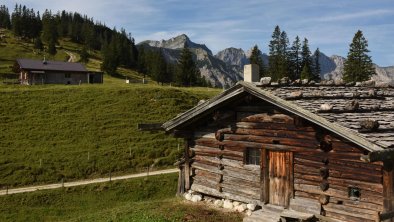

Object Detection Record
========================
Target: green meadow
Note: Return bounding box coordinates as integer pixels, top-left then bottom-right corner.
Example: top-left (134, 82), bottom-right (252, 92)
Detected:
top-left (0, 173), bottom-right (242, 222)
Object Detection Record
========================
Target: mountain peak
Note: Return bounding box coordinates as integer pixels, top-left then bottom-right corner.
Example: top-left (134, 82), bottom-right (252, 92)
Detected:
top-left (138, 34), bottom-right (212, 55)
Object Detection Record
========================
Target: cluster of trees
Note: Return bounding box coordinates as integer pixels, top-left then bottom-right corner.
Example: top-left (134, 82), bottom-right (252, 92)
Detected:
top-left (138, 46), bottom-right (210, 87)
top-left (0, 4), bottom-right (208, 87)
top-left (249, 26), bottom-right (375, 83)
top-left (0, 4), bottom-right (138, 74)
top-left (249, 26), bottom-right (321, 82)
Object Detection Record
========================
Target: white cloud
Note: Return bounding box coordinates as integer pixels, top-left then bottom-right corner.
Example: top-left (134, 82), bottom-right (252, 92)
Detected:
top-left (317, 9), bottom-right (394, 22)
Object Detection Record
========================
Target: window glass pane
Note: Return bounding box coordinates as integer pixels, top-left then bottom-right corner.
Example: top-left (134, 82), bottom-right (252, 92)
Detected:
top-left (246, 148), bottom-right (260, 165)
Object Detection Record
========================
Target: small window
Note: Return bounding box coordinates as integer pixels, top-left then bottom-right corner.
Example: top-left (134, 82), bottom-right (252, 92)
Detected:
top-left (65, 73), bottom-right (71, 78)
top-left (348, 187), bottom-right (361, 201)
top-left (246, 148), bottom-right (261, 165)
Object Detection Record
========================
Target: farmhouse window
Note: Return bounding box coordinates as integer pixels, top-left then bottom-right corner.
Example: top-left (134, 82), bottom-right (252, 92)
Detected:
top-left (348, 187), bottom-right (361, 201)
top-left (246, 148), bottom-right (261, 165)
top-left (65, 73), bottom-right (71, 78)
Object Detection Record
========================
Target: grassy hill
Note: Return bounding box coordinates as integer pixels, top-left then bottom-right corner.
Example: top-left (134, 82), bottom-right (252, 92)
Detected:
top-left (0, 173), bottom-right (243, 221)
top-left (0, 29), bottom-right (221, 187)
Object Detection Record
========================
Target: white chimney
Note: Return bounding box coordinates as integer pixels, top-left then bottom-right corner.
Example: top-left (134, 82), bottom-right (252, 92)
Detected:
top-left (243, 64), bottom-right (259, 83)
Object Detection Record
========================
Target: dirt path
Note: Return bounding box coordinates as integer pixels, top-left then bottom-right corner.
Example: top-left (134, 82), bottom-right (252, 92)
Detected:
top-left (65, 51), bottom-right (77, 62)
top-left (0, 168), bottom-right (178, 196)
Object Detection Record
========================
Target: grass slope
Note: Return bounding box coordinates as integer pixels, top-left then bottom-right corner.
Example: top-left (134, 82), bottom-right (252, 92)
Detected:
top-left (0, 173), bottom-right (243, 222)
top-left (0, 82), bottom-right (220, 187)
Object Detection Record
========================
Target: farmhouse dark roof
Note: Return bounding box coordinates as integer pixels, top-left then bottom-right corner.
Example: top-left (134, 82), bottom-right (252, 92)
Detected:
top-left (17, 59), bottom-right (88, 72)
top-left (163, 81), bottom-right (394, 154)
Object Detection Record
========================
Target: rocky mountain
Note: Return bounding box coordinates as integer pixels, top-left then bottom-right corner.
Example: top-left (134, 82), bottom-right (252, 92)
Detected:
top-left (319, 54), bottom-right (394, 83)
top-left (138, 34), bottom-right (394, 86)
top-left (138, 35), bottom-right (242, 87)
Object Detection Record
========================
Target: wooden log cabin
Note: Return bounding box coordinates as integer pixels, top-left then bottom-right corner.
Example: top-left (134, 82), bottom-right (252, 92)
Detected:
top-left (162, 66), bottom-right (394, 222)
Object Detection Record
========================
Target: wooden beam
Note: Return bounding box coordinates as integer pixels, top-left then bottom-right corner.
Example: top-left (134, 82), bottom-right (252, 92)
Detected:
top-left (184, 139), bottom-right (191, 190)
top-left (137, 123), bottom-right (163, 131)
top-left (362, 149), bottom-right (394, 162)
top-left (383, 161), bottom-right (394, 222)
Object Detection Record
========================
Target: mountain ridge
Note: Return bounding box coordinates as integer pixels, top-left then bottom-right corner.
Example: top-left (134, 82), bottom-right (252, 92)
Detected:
top-left (138, 34), bottom-right (394, 86)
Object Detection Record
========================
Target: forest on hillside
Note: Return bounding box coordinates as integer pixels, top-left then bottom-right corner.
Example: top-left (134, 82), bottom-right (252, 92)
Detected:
top-left (0, 4), bottom-right (208, 86)
top-left (0, 5), bottom-right (375, 85)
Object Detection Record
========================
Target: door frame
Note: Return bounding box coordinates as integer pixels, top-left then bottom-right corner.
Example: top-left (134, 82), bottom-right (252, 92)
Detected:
top-left (261, 149), bottom-right (294, 207)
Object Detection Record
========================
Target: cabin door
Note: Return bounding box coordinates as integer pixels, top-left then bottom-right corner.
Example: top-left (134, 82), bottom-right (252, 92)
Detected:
top-left (268, 151), bottom-right (293, 207)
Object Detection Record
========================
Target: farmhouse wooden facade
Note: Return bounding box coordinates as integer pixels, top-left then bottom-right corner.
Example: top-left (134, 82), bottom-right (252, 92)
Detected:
top-left (163, 80), bottom-right (394, 222)
top-left (17, 58), bottom-right (103, 85)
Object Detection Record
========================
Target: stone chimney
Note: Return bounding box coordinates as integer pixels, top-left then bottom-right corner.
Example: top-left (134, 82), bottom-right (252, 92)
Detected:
top-left (243, 64), bottom-right (259, 83)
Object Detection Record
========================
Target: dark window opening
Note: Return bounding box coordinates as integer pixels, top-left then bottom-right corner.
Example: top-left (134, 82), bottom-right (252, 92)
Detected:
top-left (65, 73), bottom-right (71, 78)
top-left (246, 148), bottom-right (261, 165)
top-left (348, 187), bottom-right (361, 201)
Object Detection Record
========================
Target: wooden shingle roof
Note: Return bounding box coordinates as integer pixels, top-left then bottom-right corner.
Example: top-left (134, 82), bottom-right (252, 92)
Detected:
top-left (163, 81), bottom-right (394, 156)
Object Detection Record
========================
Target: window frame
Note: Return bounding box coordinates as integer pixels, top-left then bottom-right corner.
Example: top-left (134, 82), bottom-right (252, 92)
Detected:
top-left (245, 148), bottom-right (261, 166)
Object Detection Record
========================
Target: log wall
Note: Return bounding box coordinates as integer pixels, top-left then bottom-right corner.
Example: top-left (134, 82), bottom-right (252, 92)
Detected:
top-left (185, 104), bottom-right (384, 221)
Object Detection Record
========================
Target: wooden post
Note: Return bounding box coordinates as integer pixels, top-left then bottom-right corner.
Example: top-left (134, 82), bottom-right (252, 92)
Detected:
top-left (109, 171), bottom-right (112, 182)
top-left (61, 178), bottom-right (64, 188)
top-left (184, 139), bottom-right (191, 190)
top-left (383, 161), bottom-right (394, 222)
top-left (261, 148), bottom-right (269, 204)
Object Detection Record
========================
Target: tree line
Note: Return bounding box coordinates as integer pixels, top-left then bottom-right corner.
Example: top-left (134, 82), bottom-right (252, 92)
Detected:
top-left (0, 4), bottom-right (208, 87)
top-left (137, 46), bottom-right (211, 87)
top-left (249, 25), bottom-right (321, 82)
top-left (0, 5), bottom-right (376, 85)
top-left (0, 5), bottom-right (138, 74)
top-left (249, 25), bottom-right (375, 83)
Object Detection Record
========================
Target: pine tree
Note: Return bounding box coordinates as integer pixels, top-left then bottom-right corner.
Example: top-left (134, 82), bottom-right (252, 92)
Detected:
top-left (268, 25), bottom-right (281, 80)
top-left (278, 31), bottom-right (289, 79)
top-left (0, 5), bottom-right (11, 29)
top-left (268, 26), bottom-right (289, 81)
top-left (301, 38), bottom-right (312, 80)
top-left (48, 38), bottom-right (57, 55)
top-left (343, 30), bottom-right (376, 82)
top-left (34, 36), bottom-right (43, 51)
top-left (176, 46), bottom-right (200, 86)
top-left (249, 45), bottom-right (266, 78)
top-left (289, 36), bottom-right (302, 80)
top-left (312, 48), bottom-right (321, 82)
top-left (80, 46), bottom-right (89, 63)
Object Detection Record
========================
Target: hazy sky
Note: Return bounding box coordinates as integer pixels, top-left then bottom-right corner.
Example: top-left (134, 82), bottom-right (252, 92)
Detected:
top-left (4, 0), bottom-right (394, 66)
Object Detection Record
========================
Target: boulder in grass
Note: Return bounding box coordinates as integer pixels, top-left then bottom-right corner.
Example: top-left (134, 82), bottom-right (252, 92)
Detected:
top-left (223, 199), bottom-right (233, 209)
top-left (184, 193), bottom-right (192, 201)
top-left (301, 79), bottom-right (309, 85)
top-left (214, 199), bottom-right (223, 207)
top-left (235, 204), bottom-right (247, 212)
top-left (191, 194), bottom-right (202, 202)
top-left (247, 203), bottom-right (257, 211)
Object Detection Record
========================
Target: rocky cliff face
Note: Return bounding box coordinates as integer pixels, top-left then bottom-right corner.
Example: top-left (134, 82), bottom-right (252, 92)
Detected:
top-left (139, 34), bottom-right (242, 87)
top-left (319, 54), bottom-right (394, 83)
top-left (139, 34), bottom-right (394, 86)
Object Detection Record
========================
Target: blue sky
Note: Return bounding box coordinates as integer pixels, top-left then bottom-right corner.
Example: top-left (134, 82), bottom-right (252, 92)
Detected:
top-left (4, 0), bottom-right (394, 66)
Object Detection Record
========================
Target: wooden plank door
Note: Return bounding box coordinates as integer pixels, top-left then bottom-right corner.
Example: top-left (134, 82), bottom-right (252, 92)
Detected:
top-left (268, 151), bottom-right (293, 207)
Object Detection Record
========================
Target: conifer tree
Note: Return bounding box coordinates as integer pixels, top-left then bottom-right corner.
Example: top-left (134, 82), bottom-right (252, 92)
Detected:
top-left (300, 38), bottom-right (312, 80)
top-left (79, 46), bottom-right (89, 63)
top-left (312, 48), bottom-right (321, 82)
top-left (268, 26), bottom-right (289, 81)
top-left (278, 31), bottom-right (289, 79)
top-left (0, 5), bottom-right (11, 29)
top-left (289, 36), bottom-right (302, 80)
top-left (343, 30), bottom-right (375, 82)
top-left (34, 36), bottom-right (43, 51)
top-left (48, 38), bottom-right (57, 55)
top-left (176, 46), bottom-right (200, 86)
top-left (249, 45), bottom-right (266, 78)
